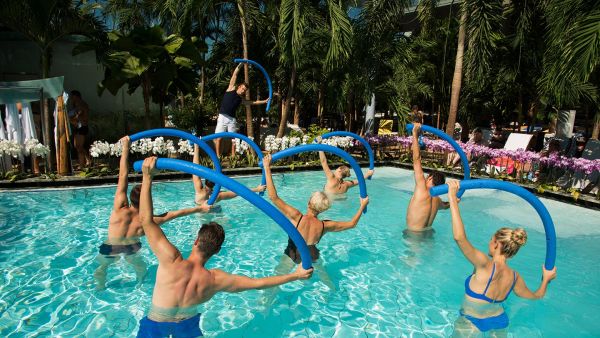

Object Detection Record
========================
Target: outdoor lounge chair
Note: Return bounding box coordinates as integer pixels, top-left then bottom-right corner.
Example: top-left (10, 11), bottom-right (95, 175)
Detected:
top-left (485, 133), bottom-right (534, 175)
top-left (557, 139), bottom-right (600, 194)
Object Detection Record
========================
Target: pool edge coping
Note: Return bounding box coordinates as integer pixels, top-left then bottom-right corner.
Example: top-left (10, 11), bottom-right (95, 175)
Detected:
top-left (1, 160), bottom-right (598, 210)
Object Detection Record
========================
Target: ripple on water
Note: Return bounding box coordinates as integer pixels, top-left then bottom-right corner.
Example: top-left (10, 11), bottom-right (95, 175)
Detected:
top-left (0, 168), bottom-right (599, 337)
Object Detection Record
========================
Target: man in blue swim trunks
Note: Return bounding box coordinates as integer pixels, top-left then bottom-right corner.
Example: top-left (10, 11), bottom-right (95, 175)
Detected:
top-left (137, 157), bottom-right (313, 337)
top-left (94, 137), bottom-right (213, 290)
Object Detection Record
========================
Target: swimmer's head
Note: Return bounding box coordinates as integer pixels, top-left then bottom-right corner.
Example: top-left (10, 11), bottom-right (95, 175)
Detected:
top-left (204, 179), bottom-right (215, 193)
top-left (489, 227), bottom-right (527, 258)
top-left (308, 191), bottom-right (331, 214)
top-left (236, 83), bottom-right (249, 96)
top-left (129, 184), bottom-right (142, 208)
top-left (426, 172), bottom-right (445, 188)
top-left (334, 166), bottom-right (351, 180)
top-left (194, 222), bottom-right (225, 258)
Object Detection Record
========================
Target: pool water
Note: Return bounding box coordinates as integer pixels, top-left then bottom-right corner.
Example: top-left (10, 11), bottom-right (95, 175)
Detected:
top-left (0, 167), bottom-right (599, 337)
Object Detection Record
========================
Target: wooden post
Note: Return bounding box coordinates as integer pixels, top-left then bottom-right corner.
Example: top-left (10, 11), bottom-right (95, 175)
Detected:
top-left (56, 95), bottom-right (71, 175)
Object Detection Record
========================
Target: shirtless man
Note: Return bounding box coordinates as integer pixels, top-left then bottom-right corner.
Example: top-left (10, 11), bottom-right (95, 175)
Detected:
top-left (94, 137), bottom-right (211, 290)
top-left (318, 151), bottom-right (373, 198)
top-left (405, 123), bottom-right (448, 232)
top-left (192, 145), bottom-right (265, 209)
top-left (137, 157), bottom-right (312, 337)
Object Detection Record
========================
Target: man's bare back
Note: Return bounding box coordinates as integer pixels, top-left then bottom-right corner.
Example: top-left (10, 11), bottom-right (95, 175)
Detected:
top-left (405, 123), bottom-right (447, 231)
top-left (137, 157), bottom-right (312, 336)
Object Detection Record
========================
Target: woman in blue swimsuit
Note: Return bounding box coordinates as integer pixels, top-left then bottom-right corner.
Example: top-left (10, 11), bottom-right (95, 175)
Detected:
top-left (447, 181), bottom-right (557, 336)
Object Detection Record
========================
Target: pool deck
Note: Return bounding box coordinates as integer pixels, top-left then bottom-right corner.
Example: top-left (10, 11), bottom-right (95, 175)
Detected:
top-left (1, 161), bottom-right (598, 210)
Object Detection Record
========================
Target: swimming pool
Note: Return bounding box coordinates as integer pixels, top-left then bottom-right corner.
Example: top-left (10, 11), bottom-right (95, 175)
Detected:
top-left (0, 167), bottom-right (599, 337)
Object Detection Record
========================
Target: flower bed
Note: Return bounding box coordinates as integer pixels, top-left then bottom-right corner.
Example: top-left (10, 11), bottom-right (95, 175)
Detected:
top-left (365, 134), bottom-right (600, 200)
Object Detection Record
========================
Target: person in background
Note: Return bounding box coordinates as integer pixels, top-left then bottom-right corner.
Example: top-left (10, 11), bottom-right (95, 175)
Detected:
top-left (214, 64), bottom-right (269, 157)
top-left (318, 151), bottom-right (374, 199)
top-left (69, 90), bottom-right (91, 169)
top-left (411, 105), bottom-right (424, 124)
top-left (447, 127), bottom-right (485, 167)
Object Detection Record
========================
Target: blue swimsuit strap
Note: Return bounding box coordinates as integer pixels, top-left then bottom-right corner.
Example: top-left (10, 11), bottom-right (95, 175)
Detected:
top-left (482, 263), bottom-right (496, 296)
top-left (496, 271), bottom-right (518, 303)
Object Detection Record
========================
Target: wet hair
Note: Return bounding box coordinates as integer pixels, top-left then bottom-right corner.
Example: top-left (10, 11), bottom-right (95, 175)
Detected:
top-left (70, 90), bottom-right (82, 98)
top-left (237, 83), bottom-right (249, 90)
top-left (204, 180), bottom-right (215, 189)
top-left (494, 227), bottom-right (527, 258)
top-left (196, 222), bottom-right (225, 257)
top-left (129, 184), bottom-right (142, 208)
top-left (338, 166), bottom-right (351, 178)
top-left (429, 172), bottom-right (446, 186)
top-left (308, 191), bottom-right (330, 214)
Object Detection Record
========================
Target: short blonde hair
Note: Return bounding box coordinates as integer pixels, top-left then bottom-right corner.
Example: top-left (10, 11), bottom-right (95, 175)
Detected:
top-left (308, 191), bottom-right (330, 214)
top-left (338, 166), bottom-right (351, 178)
top-left (494, 227), bottom-right (527, 258)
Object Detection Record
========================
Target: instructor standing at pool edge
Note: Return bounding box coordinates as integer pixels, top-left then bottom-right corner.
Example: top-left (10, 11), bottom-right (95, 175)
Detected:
top-left (214, 64), bottom-right (270, 157)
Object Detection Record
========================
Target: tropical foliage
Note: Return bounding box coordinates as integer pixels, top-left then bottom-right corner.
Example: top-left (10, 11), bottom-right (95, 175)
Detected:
top-left (3, 0), bottom-right (600, 153)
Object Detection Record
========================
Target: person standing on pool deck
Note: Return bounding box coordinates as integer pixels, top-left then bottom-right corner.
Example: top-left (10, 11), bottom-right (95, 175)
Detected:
top-left (405, 123), bottom-right (448, 232)
top-left (94, 137), bottom-right (213, 290)
top-left (214, 64), bottom-right (270, 157)
top-left (192, 145), bottom-right (265, 209)
top-left (318, 150), bottom-right (374, 198)
top-left (446, 180), bottom-right (556, 335)
top-left (262, 154), bottom-right (369, 295)
top-left (136, 157), bottom-right (313, 337)
top-left (69, 90), bottom-right (91, 169)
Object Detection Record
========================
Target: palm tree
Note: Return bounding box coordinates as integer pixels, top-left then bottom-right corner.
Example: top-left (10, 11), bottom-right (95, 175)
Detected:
top-left (446, 9), bottom-right (466, 135)
top-left (276, 0), bottom-right (353, 136)
top-left (0, 0), bottom-right (105, 171)
top-left (540, 0), bottom-right (599, 138)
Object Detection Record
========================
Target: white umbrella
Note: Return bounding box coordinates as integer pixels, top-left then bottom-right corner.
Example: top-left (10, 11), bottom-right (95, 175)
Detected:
top-left (0, 112), bottom-right (11, 170)
top-left (0, 113), bottom-right (6, 140)
top-left (4, 103), bottom-right (23, 164)
top-left (20, 102), bottom-right (37, 141)
top-left (5, 103), bottom-right (23, 143)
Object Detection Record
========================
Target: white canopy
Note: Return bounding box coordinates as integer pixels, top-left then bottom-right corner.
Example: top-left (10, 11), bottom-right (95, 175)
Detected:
top-left (21, 102), bottom-right (37, 141)
top-left (5, 103), bottom-right (23, 143)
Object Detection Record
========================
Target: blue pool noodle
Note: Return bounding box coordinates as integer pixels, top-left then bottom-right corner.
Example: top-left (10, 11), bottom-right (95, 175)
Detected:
top-left (129, 128), bottom-right (222, 205)
top-left (133, 158), bottom-right (313, 269)
top-left (233, 58), bottom-right (273, 112)
top-left (319, 131), bottom-right (375, 180)
top-left (406, 124), bottom-right (470, 197)
top-left (261, 144), bottom-right (368, 213)
top-left (430, 179), bottom-right (557, 270)
top-left (201, 132), bottom-right (266, 195)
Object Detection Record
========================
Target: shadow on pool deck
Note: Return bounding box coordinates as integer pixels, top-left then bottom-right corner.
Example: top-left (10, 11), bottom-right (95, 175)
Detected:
top-left (1, 161), bottom-right (598, 210)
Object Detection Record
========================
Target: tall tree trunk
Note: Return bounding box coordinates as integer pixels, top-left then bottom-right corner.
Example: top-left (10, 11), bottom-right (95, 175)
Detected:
top-left (142, 74), bottom-right (151, 129)
top-left (41, 47), bottom-right (56, 171)
top-left (293, 100), bottom-right (300, 125)
top-left (56, 95), bottom-right (70, 175)
top-left (592, 112), bottom-right (600, 139)
top-left (345, 90), bottom-right (354, 131)
top-left (317, 84), bottom-right (325, 126)
top-left (238, 0), bottom-right (253, 137)
top-left (278, 66), bottom-right (296, 137)
top-left (446, 10), bottom-right (467, 136)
